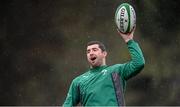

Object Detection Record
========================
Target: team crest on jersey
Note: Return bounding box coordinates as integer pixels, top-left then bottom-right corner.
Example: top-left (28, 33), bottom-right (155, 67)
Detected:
top-left (101, 69), bottom-right (107, 75)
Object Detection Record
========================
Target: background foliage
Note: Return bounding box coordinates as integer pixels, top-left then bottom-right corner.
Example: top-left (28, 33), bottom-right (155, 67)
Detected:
top-left (0, 0), bottom-right (180, 105)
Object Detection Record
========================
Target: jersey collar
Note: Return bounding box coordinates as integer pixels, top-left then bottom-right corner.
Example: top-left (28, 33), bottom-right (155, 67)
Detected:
top-left (90, 65), bottom-right (107, 72)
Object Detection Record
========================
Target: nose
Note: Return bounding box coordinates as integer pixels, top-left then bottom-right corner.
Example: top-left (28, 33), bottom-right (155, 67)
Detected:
top-left (89, 50), bottom-right (94, 56)
top-left (90, 52), bottom-right (94, 56)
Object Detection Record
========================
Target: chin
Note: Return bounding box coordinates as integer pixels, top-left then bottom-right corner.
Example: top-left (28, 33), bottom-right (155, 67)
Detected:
top-left (91, 63), bottom-right (101, 68)
top-left (92, 65), bottom-right (98, 67)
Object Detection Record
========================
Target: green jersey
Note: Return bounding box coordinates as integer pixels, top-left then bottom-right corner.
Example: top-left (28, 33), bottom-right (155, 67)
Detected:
top-left (63, 40), bottom-right (145, 106)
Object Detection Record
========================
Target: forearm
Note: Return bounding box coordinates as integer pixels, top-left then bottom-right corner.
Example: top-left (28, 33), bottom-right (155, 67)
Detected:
top-left (122, 40), bottom-right (145, 80)
top-left (128, 40), bottom-right (145, 65)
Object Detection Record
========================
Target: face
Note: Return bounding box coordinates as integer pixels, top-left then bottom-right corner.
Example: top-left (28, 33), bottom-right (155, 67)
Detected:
top-left (86, 44), bottom-right (107, 67)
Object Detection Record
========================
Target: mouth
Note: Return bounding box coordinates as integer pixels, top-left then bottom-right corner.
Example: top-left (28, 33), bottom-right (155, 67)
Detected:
top-left (90, 57), bottom-right (97, 61)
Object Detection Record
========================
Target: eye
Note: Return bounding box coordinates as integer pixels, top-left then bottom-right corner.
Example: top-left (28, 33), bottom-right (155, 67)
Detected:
top-left (86, 50), bottom-right (90, 54)
top-left (93, 48), bottom-right (98, 51)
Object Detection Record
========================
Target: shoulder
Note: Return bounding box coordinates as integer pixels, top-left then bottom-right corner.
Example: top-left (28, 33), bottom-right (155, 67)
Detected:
top-left (72, 70), bottom-right (90, 84)
top-left (106, 64), bottom-right (127, 75)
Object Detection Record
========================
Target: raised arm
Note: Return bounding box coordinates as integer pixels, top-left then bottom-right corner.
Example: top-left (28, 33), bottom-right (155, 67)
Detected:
top-left (117, 28), bottom-right (145, 80)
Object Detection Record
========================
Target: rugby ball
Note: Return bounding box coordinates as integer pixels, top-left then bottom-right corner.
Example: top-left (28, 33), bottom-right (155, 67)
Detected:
top-left (115, 3), bottom-right (136, 34)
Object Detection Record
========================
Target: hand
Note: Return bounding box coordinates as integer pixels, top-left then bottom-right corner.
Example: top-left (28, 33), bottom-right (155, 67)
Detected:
top-left (117, 27), bottom-right (135, 43)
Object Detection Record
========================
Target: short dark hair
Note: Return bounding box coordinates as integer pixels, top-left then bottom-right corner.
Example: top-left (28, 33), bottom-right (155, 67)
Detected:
top-left (87, 41), bottom-right (106, 52)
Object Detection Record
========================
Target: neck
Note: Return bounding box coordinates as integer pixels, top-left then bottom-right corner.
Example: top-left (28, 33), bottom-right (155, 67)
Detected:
top-left (102, 58), bottom-right (106, 66)
top-left (90, 59), bottom-right (106, 68)
top-left (90, 64), bottom-right (107, 69)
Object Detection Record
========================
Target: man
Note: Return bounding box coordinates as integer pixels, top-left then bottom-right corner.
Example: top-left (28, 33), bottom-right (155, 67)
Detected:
top-left (63, 29), bottom-right (145, 106)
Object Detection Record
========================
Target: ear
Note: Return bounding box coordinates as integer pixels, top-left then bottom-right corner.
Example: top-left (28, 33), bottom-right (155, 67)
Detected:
top-left (103, 51), bottom-right (107, 57)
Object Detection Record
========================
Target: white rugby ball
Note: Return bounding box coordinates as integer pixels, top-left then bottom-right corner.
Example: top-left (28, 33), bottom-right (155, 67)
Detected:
top-left (115, 3), bottom-right (136, 34)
